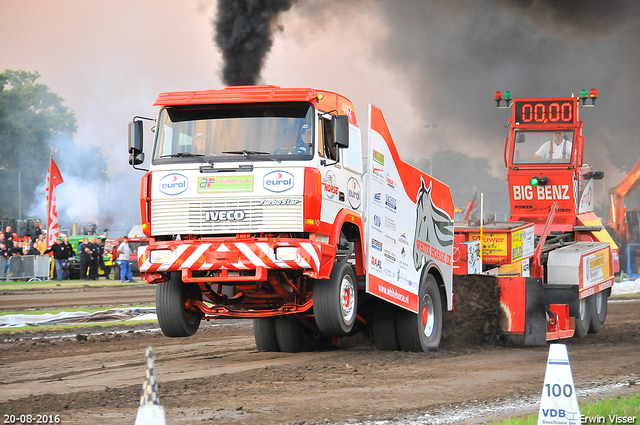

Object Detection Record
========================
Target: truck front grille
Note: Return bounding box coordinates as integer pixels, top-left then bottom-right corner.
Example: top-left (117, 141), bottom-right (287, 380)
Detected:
top-left (151, 196), bottom-right (304, 235)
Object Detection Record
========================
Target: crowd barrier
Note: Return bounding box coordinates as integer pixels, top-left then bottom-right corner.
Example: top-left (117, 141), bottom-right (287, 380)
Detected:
top-left (1, 255), bottom-right (51, 281)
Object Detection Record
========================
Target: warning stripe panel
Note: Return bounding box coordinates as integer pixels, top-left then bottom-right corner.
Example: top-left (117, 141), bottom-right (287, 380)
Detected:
top-left (139, 239), bottom-right (328, 275)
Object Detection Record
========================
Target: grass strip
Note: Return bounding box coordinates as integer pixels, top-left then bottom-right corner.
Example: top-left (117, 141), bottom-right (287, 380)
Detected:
top-left (0, 305), bottom-right (155, 316)
top-left (1, 279), bottom-right (147, 290)
top-left (491, 393), bottom-right (640, 424)
top-left (0, 319), bottom-right (159, 335)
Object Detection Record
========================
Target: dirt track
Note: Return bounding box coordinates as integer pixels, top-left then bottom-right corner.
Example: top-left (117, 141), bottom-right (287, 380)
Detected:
top-left (0, 286), bottom-right (639, 425)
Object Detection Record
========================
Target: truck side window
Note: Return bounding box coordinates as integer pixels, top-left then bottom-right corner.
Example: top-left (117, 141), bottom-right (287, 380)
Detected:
top-left (317, 117), bottom-right (325, 157)
top-left (321, 118), bottom-right (337, 161)
top-left (342, 125), bottom-right (362, 173)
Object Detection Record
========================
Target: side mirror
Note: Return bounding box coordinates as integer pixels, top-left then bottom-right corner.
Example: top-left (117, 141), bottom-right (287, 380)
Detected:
top-left (128, 120), bottom-right (144, 155)
top-left (332, 115), bottom-right (349, 149)
top-left (129, 153), bottom-right (145, 166)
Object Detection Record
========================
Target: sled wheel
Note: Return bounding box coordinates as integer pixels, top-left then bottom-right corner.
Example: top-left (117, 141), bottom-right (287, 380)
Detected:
top-left (313, 262), bottom-right (358, 336)
top-left (156, 272), bottom-right (201, 337)
top-left (275, 317), bottom-right (323, 353)
top-left (370, 296), bottom-right (399, 351)
top-left (395, 274), bottom-right (442, 352)
top-left (253, 318), bottom-right (280, 352)
top-left (574, 296), bottom-right (591, 338)
top-left (588, 290), bottom-right (608, 334)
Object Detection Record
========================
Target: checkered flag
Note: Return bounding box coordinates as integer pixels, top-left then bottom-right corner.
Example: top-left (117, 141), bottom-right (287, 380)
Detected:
top-left (140, 347), bottom-right (160, 405)
top-left (135, 347), bottom-right (166, 425)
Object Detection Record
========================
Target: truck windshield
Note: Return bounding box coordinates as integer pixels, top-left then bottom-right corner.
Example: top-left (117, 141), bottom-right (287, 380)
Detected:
top-left (152, 102), bottom-right (315, 163)
top-left (512, 129), bottom-right (575, 165)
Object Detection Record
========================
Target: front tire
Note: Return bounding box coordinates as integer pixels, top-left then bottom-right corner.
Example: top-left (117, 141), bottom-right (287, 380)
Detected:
top-left (313, 262), bottom-right (358, 336)
top-left (395, 274), bottom-right (442, 352)
top-left (588, 290), bottom-right (608, 333)
top-left (156, 272), bottom-right (201, 337)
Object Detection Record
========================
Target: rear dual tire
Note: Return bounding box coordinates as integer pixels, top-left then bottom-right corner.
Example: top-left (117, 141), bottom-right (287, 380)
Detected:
top-left (395, 274), bottom-right (442, 352)
top-left (371, 273), bottom-right (442, 352)
top-left (588, 290), bottom-right (608, 334)
top-left (253, 318), bottom-right (280, 352)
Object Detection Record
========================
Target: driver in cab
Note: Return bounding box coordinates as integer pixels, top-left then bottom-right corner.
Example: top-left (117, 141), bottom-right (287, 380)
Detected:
top-left (295, 123), bottom-right (312, 154)
top-left (530, 131), bottom-right (572, 160)
top-left (192, 132), bottom-right (208, 155)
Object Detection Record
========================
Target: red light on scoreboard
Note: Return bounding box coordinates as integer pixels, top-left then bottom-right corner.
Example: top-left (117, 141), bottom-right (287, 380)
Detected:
top-left (513, 99), bottom-right (577, 125)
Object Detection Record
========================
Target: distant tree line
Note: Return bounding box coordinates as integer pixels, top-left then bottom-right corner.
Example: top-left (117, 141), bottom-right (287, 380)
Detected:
top-left (0, 70), bottom-right (107, 220)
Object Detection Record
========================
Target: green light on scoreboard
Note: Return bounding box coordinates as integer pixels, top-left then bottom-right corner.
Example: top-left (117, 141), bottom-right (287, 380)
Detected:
top-left (530, 176), bottom-right (540, 186)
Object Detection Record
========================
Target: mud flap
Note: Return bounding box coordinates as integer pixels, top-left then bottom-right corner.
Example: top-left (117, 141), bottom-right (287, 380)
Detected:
top-left (523, 277), bottom-right (546, 346)
top-left (498, 276), bottom-right (546, 345)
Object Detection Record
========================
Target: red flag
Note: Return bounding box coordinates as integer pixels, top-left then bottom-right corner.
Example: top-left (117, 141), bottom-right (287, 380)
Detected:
top-left (46, 159), bottom-right (64, 248)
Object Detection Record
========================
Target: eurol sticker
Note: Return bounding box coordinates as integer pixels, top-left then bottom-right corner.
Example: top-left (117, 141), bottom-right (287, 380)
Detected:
top-left (159, 173), bottom-right (188, 196)
top-left (263, 170), bottom-right (294, 193)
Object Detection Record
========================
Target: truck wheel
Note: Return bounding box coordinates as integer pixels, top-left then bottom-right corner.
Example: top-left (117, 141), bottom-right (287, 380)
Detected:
top-left (275, 317), bottom-right (322, 353)
top-left (253, 318), bottom-right (280, 352)
top-left (588, 290), bottom-right (608, 333)
top-left (313, 262), bottom-right (358, 336)
top-left (395, 274), bottom-right (442, 352)
top-left (370, 296), bottom-right (399, 351)
top-left (574, 296), bottom-right (591, 338)
top-left (156, 272), bottom-right (201, 337)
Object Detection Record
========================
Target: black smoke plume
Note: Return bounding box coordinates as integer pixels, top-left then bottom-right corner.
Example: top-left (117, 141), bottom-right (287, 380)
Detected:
top-left (215, 0), bottom-right (297, 86)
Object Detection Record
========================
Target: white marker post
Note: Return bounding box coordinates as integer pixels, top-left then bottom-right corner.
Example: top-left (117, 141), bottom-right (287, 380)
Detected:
top-left (537, 344), bottom-right (580, 425)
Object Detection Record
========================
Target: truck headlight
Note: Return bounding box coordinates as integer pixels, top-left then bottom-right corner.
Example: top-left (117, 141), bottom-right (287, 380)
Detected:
top-left (275, 246), bottom-right (299, 261)
top-left (150, 249), bottom-right (172, 264)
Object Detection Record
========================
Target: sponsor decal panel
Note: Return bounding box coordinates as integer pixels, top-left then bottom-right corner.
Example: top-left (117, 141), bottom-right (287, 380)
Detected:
top-left (198, 176), bottom-right (254, 193)
top-left (370, 256), bottom-right (382, 270)
top-left (373, 214), bottom-right (382, 229)
top-left (384, 234), bottom-right (396, 245)
top-left (385, 194), bottom-right (397, 212)
top-left (347, 177), bottom-right (362, 210)
top-left (386, 174), bottom-right (397, 190)
top-left (322, 171), bottom-right (338, 200)
top-left (385, 216), bottom-right (396, 231)
top-left (263, 170), bottom-right (294, 193)
top-left (373, 149), bottom-right (385, 165)
top-left (384, 249), bottom-right (396, 262)
top-left (371, 238), bottom-right (382, 251)
top-left (159, 173), bottom-right (188, 195)
top-left (372, 165), bottom-right (385, 184)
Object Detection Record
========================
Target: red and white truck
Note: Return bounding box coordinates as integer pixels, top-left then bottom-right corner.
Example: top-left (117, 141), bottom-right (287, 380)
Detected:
top-left (453, 90), bottom-right (618, 344)
top-left (128, 86), bottom-right (455, 352)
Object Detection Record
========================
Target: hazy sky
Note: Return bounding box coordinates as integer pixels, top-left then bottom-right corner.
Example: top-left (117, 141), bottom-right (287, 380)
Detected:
top-left (1, 0), bottom-right (638, 231)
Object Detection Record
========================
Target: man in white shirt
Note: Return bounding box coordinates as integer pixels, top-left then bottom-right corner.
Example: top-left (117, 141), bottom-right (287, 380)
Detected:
top-left (531, 131), bottom-right (572, 160)
top-left (117, 236), bottom-right (135, 283)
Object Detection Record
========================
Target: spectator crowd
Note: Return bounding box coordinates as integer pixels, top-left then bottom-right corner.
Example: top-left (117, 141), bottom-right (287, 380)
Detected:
top-left (0, 224), bottom-right (133, 282)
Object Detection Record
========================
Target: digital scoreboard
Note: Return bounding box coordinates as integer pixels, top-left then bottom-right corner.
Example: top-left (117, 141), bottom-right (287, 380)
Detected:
top-left (513, 99), bottom-right (578, 125)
